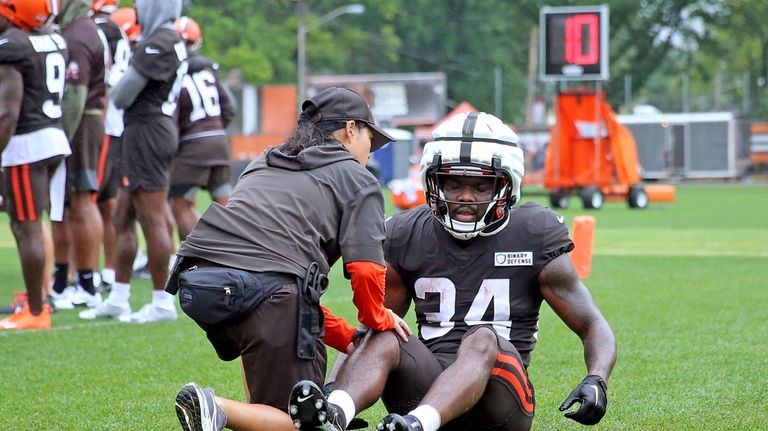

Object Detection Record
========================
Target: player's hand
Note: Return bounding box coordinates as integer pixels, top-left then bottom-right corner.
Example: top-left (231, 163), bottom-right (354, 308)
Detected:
top-left (388, 308), bottom-right (412, 342)
top-left (559, 375), bottom-right (608, 425)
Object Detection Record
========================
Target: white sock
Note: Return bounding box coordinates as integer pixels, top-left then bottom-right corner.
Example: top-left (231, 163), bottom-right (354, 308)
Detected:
top-left (153, 290), bottom-right (176, 309)
top-left (109, 282), bottom-right (131, 303)
top-left (100, 268), bottom-right (115, 285)
top-left (327, 390), bottom-right (355, 429)
top-left (409, 405), bottom-right (441, 431)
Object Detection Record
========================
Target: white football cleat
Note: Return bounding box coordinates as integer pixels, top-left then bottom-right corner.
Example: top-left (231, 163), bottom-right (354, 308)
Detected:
top-left (50, 287), bottom-right (75, 310)
top-left (79, 300), bottom-right (131, 320)
top-left (68, 285), bottom-right (103, 308)
top-left (119, 303), bottom-right (177, 324)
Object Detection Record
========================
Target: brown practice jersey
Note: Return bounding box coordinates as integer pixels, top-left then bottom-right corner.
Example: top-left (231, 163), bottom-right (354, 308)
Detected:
top-left (385, 202), bottom-right (574, 366)
top-left (93, 13), bottom-right (130, 86)
top-left (177, 52), bottom-right (235, 139)
top-left (0, 27), bottom-right (68, 134)
top-left (62, 16), bottom-right (106, 110)
top-left (174, 52), bottom-right (235, 166)
top-left (93, 14), bottom-right (122, 65)
top-left (124, 28), bottom-right (187, 122)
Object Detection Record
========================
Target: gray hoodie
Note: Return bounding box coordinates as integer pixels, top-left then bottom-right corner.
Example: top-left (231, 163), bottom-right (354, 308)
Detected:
top-left (58, 0), bottom-right (90, 29)
top-left (112, 0), bottom-right (182, 109)
top-left (178, 141), bottom-right (386, 278)
top-left (135, 0), bottom-right (181, 36)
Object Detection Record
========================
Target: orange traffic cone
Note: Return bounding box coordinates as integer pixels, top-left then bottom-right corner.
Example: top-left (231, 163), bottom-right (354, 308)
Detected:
top-left (571, 215), bottom-right (595, 279)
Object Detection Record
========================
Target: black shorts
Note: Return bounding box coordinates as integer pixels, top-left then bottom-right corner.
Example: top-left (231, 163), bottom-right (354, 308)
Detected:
top-left (168, 163), bottom-right (231, 200)
top-left (169, 135), bottom-right (231, 199)
top-left (120, 116), bottom-right (178, 192)
top-left (382, 326), bottom-right (535, 431)
top-left (67, 113), bottom-right (104, 193)
top-left (96, 134), bottom-right (121, 202)
top-left (193, 272), bottom-right (326, 411)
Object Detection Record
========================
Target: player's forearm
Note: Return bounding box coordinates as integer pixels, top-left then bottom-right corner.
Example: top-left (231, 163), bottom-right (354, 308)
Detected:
top-left (111, 66), bottom-right (148, 109)
top-left (0, 118), bottom-right (15, 152)
top-left (320, 305), bottom-right (356, 352)
top-left (61, 84), bottom-right (87, 141)
top-left (582, 318), bottom-right (617, 381)
top-left (347, 261), bottom-right (396, 331)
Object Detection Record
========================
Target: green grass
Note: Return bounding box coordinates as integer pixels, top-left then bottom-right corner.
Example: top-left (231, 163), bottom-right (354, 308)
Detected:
top-left (1, 184), bottom-right (767, 430)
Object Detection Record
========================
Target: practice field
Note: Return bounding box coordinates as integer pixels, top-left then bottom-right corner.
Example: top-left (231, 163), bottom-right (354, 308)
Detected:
top-left (1, 184), bottom-right (766, 430)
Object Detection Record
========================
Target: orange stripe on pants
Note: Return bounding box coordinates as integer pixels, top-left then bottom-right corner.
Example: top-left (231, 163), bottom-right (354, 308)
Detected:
top-left (10, 166), bottom-right (25, 221)
top-left (94, 135), bottom-right (111, 203)
top-left (493, 352), bottom-right (535, 414)
top-left (22, 164), bottom-right (36, 221)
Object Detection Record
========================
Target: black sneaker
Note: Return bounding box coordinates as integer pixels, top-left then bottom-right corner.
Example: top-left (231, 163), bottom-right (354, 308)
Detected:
top-left (175, 382), bottom-right (227, 431)
top-left (289, 380), bottom-right (346, 431)
top-left (376, 414), bottom-right (424, 431)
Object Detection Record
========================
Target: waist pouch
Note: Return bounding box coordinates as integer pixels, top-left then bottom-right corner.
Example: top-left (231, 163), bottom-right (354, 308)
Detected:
top-left (177, 265), bottom-right (283, 325)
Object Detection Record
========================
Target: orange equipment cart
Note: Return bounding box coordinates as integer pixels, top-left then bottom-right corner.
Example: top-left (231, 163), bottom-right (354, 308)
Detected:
top-left (544, 89), bottom-right (648, 209)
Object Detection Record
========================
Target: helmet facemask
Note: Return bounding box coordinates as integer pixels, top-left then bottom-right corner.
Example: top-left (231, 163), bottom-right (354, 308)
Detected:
top-left (420, 111), bottom-right (524, 240)
top-left (425, 156), bottom-right (515, 240)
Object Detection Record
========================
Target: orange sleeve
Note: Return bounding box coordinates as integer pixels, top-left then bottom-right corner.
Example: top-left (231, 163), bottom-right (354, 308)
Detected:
top-left (321, 305), bottom-right (356, 352)
top-left (345, 261), bottom-right (395, 331)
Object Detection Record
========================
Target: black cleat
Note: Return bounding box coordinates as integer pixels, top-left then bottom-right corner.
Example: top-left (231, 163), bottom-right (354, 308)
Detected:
top-left (289, 380), bottom-right (345, 431)
top-left (175, 382), bottom-right (227, 431)
top-left (376, 414), bottom-right (424, 431)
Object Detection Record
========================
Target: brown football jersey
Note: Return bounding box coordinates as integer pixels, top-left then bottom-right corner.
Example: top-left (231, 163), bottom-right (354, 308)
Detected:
top-left (385, 202), bottom-right (574, 366)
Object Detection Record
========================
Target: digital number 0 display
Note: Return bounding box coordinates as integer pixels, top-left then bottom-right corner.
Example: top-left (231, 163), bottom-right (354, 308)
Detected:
top-left (540, 5), bottom-right (609, 81)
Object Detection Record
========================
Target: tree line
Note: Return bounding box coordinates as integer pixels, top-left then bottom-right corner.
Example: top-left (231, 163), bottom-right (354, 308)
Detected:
top-left (127, 0), bottom-right (768, 122)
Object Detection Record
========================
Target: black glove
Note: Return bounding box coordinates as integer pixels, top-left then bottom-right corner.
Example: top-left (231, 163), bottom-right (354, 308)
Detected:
top-left (559, 375), bottom-right (608, 425)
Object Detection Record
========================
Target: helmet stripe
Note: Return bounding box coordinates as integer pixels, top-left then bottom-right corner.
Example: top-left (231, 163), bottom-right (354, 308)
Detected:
top-left (459, 112), bottom-right (479, 163)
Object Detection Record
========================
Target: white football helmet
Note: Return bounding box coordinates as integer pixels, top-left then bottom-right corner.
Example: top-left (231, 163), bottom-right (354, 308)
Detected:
top-left (420, 111), bottom-right (524, 240)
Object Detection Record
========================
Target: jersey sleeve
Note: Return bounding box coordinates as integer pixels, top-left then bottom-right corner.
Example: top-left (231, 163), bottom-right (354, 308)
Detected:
top-left (339, 181), bottom-right (386, 265)
top-left (131, 39), bottom-right (179, 81)
top-left (535, 207), bottom-right (574, 271)
top-left (0, 32), bottom-right (26, 64)
top-left (64, 38), bottom-right (92, 86)
top-left (320, 305), bottom-right (356, 352)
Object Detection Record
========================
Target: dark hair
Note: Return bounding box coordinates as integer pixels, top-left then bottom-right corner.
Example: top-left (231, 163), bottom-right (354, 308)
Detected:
top-left (278, 111), bottom-right (366, 156)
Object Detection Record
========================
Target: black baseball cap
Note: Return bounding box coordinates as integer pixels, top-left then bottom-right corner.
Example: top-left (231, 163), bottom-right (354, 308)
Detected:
top-left (302, 87), bottom-right (395, 151)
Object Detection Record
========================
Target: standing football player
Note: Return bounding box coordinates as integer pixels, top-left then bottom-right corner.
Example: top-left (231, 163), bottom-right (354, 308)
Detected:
top-left (0, 0), bottom-right (71, 330)
top-left (169, 16), bottom-right (236, 243)
top-left (48, 0), bottom-right (107, 310)
top-left (80, 0), bottom-right (186, 323)
top-left (289, 112), bottom-right (617, 431)
top-left (90, 0), bottom-right (129, 291)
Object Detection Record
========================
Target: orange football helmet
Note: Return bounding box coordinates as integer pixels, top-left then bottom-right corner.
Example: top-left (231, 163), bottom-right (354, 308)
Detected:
top-left (174, 16), bottom-right (202, 51)
top-left (110, 7), bottom-right (140, 43)
top-left (0, 0), bottom-right (59, 31)
top-left (90, 0), bottom-right (119, 15)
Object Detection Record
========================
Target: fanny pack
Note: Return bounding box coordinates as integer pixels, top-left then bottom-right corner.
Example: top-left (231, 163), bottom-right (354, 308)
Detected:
top-left (176, 265), bottom-right (283, 325)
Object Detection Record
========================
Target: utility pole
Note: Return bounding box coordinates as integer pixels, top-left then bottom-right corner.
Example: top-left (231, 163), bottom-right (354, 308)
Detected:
top-left (525, 26), bottom-right (538, 127)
